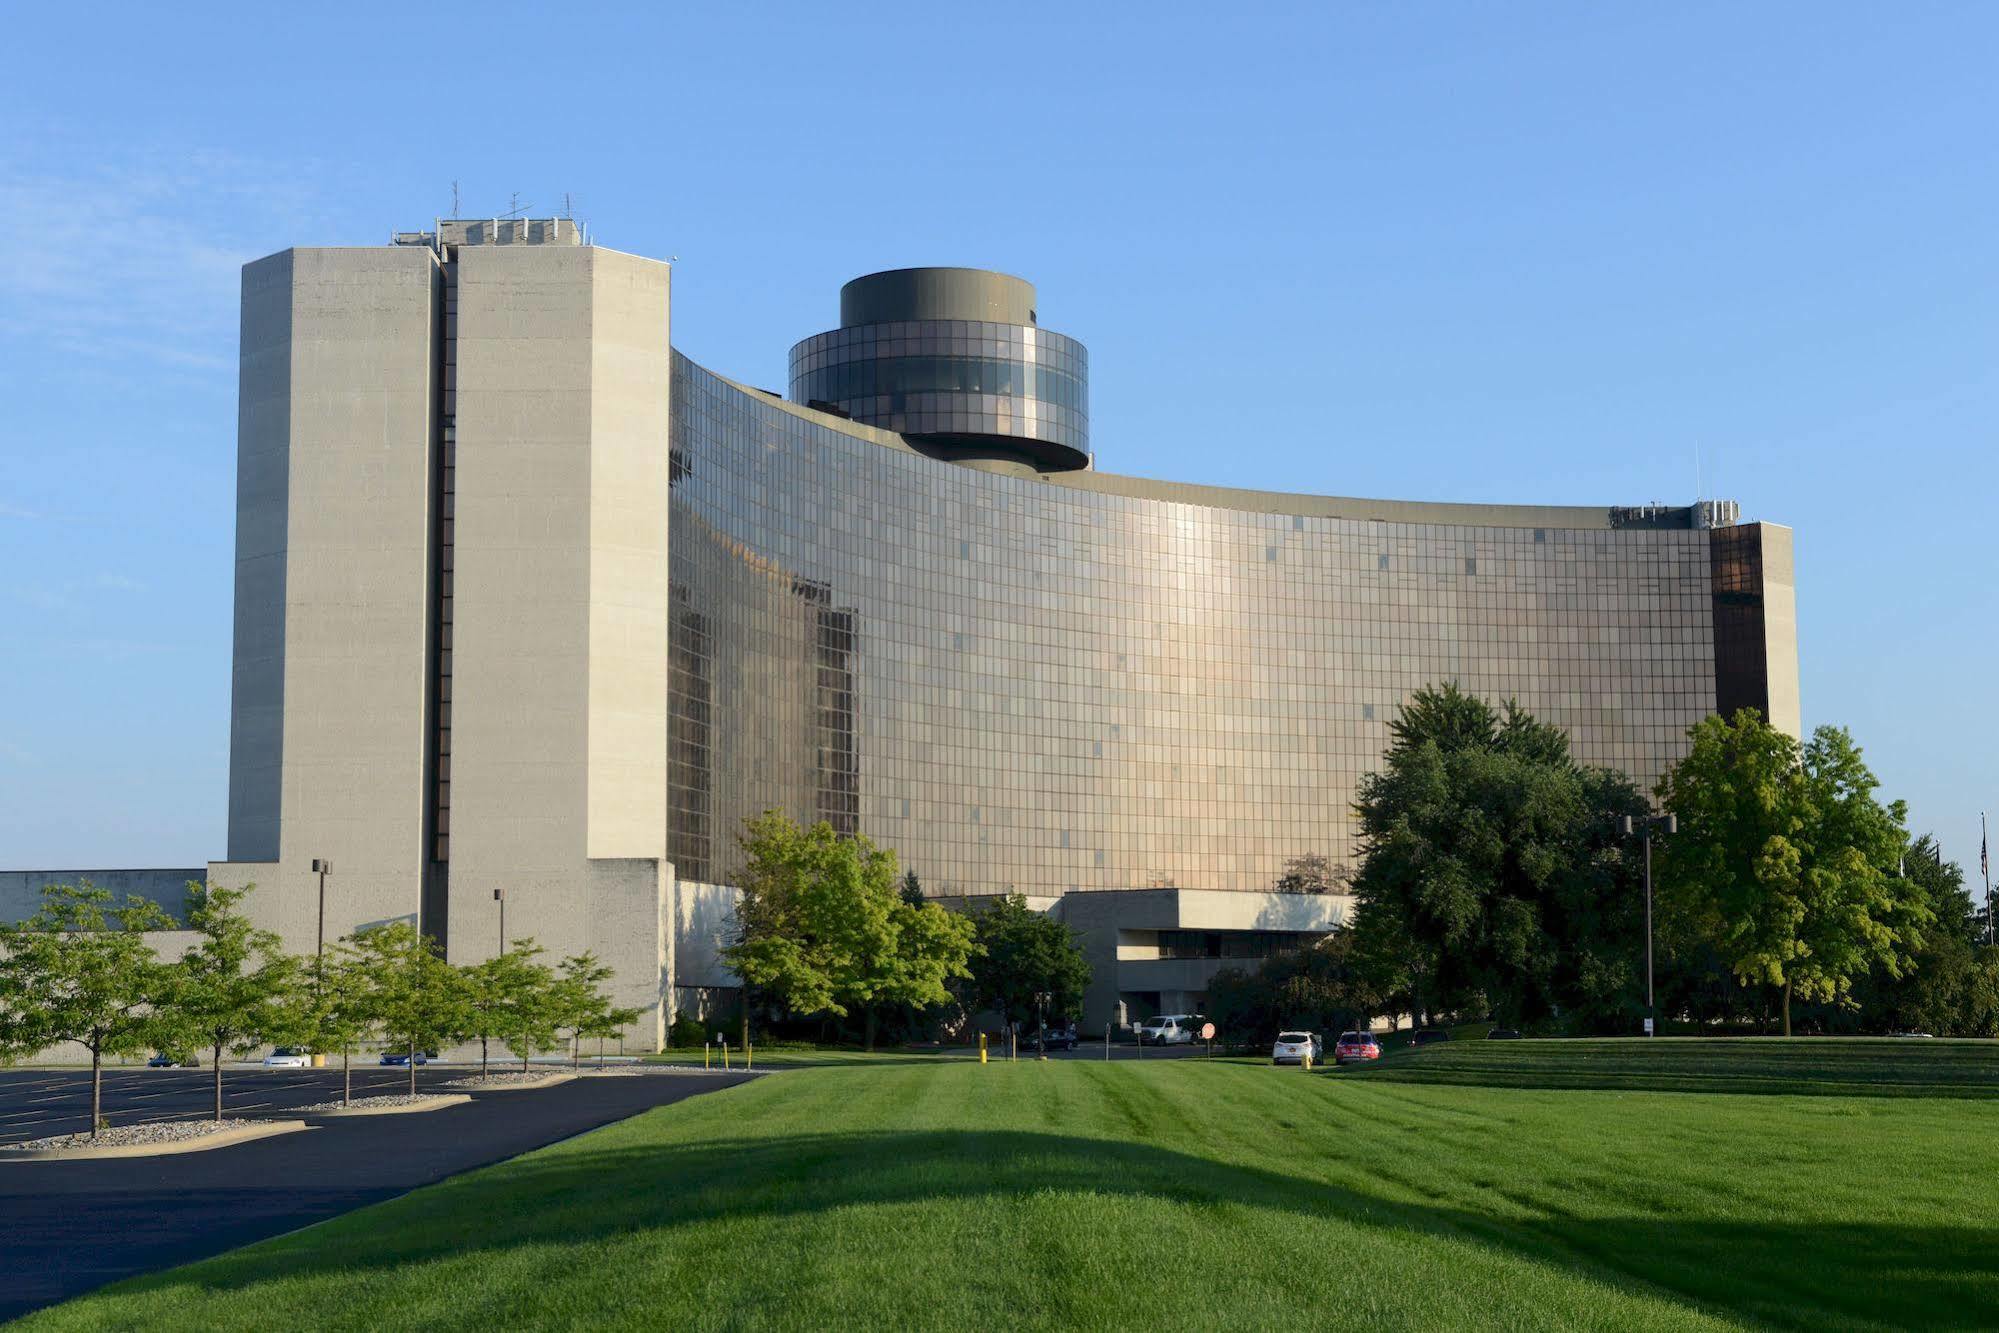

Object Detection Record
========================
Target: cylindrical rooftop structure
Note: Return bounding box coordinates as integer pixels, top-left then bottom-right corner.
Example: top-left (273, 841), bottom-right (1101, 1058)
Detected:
top-left (839, 268), bottom-right (1039, 327)
top-left (790, 266), bottom-right (1090, 472)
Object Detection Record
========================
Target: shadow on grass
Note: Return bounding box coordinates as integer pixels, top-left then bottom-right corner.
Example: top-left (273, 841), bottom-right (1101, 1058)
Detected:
top-left (1338, 1038), bottom-right (1999, 1099)
top-left (112, 1126), bottom-right (1997, 1328)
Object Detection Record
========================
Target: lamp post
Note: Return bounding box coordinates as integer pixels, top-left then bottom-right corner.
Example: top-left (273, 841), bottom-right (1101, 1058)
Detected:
top-left (310, 858), bottom-right (332, 965)
top-left (494, 886), bottom-right (506, 957)
top-left (1620, 813), bottom-right (1676, 1036)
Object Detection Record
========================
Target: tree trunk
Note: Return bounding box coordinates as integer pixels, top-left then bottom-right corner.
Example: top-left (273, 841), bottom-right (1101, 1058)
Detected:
top-left (480, 1035), bottom-right (489, 1078)
top-left (865, 1006), bottom-right (878, 1053)
top-left (1782, 980), bottom-right (1793, 1038)
top-left (408, 1041), bottom-right (418, 1096)
top-left (212, 1041), bottom-right (225, 1122)
top-left (90, 1045), bottom-right (103, 1138)
top-left (343, 1047), bottom-right (352, 1107)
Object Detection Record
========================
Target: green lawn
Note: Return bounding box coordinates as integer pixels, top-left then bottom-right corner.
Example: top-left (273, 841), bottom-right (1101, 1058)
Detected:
top-left (26, 1047), bottom-right (1999, 1330)
top-left (1346, 1035), bottom-right (1999, 1097)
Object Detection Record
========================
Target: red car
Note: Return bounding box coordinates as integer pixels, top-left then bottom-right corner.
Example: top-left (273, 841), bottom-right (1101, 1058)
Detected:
top-left (1333, 1031), bottom-right (1381, 1064)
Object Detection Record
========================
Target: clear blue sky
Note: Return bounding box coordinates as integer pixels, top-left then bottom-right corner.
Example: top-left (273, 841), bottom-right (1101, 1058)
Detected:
top-left (1, 4), bottom-right (1993, 875)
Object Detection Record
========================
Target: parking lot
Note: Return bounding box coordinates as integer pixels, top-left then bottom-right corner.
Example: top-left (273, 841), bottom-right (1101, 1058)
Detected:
top-left (0, 1065), bottom-right (756, 1320)
top-left (0, 1063), bottom-right (497, 1145)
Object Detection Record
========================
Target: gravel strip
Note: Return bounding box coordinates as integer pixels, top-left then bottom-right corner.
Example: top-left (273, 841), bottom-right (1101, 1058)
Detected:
top-left (443, 1071), bottom-right (570, 1088)
top-left (292, 1094), bottom-right (438, 1112)
top-left (9, 1119), bottom-right (262, 1153)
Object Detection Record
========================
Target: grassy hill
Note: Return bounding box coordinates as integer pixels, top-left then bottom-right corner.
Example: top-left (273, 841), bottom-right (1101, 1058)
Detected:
top-left (26, 1043), bottom-right (1999, 1330)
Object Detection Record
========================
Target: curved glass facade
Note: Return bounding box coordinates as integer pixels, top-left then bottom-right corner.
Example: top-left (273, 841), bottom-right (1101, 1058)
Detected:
top-left (788, 320), bottom-right (1089, 465)
top-left (670, 353), bottom-right (1721, 896)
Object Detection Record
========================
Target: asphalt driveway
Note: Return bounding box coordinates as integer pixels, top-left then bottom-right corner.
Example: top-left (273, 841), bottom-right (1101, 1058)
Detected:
top-left (0, 1066), bottom-right (756, 1320)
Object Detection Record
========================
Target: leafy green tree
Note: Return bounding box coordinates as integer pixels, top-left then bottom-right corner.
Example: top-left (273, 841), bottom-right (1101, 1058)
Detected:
top-left (1852, 837), bottom-right (1996, 1036)
top-left (166, 882), bottom-right (299, 1121)
top-left (1349, 683), bottom-right (1649, 1029)
top-left (283, 941), bottom-right (380, 1106)
top-left (352, 922), bottom-right (470, 1094)
top-left (0, 883), bottom-right (178, 1136)
top-left (965, 893), bottom-right (1089, 1029)
top-left (1656, 710), bottom-right (1930, 1035)
top-left (1206, 930), bottom-right (1382, 1043)
top-left (869, 894), bottom-right (977, 1048)
top-left (554, 951), bottom-right (638, 1068)
top-left (725, 811), bottom-right (976, 1050)
top-left (465, 941), bottom-right (557, 1077)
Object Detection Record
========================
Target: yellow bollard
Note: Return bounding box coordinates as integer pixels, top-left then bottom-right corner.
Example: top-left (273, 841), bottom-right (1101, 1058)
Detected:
top-left (747, 1043), bottom-right (753, 1070)
top-left (724, 1043), bottom-right (731, 1070)
top-left (979, 1033), bottom-right (988, 1065)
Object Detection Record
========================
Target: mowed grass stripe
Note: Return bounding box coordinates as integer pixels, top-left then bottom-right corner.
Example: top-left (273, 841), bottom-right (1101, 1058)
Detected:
top-left (22, 1052), bottom-right (1999, 1331)
top-left (1348, 1036), bottom-right (1999, 1096)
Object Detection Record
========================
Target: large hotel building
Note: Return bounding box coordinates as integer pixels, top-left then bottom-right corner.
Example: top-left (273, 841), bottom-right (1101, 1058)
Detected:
top-left (7, 220), bottom-right (1798, 1039)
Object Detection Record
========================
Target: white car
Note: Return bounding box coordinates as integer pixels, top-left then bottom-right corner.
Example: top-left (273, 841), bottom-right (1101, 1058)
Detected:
top-left (1271, 1032), bottom-right (1323, 1066)
top-left (262, 1047), bottom-right (310, 1068)
top-left (1136, 1014), bottom-right (1201, 1045)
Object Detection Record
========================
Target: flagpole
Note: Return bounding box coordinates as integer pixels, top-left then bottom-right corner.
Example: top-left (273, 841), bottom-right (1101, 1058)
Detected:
top-left (1983, 812), bottom-right (1991, 948)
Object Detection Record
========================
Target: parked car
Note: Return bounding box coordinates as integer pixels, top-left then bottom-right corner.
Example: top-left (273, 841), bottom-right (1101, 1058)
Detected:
top-left (1038, 1024), bottom-right (1080, 1051)
top-left (380, 1051), bottom-right (440, 1066)
top-left (262, 1047), bottom-right (309, 1068)
top-left (1412, 1028), bottom-right (1453, 1047)
top-left (1136, 1014), bottom-right (1202, 1045)
top-left (1486, 1028), bottom-right (1523, 1041)
top-left (1333, 1031), bottom-right (1381, 1064)
top-left (147, 1051), bottom-right (198, 1068)
top-left (1271, 1031), bottom-right (1323, 1066)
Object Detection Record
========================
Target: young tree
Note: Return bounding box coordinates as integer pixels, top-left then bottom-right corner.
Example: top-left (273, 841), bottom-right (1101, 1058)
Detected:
top-left (725, 811), bottom-right (977, 1049)
top-left (282, 940), bottom-right (380, 1106)
top-left (488, 945), bottom-right (561, 1074)
top-left (464, 941), bottom-right (556, 1078)
top-left (1657, 710), bottom-right (1931, 1035)
top-left (899, 870), bottom-right (926, 907)
top-left (169, 882), bottom-right (299, 1122)
top-left (0, 883), bottom-right (178, 1137)
top-left (965, 893), bottom-right (1089, 1030)
top-left (352, 922), bottom-right (470, 1094)
top-left (554, 951), bottom-right (618, 1068)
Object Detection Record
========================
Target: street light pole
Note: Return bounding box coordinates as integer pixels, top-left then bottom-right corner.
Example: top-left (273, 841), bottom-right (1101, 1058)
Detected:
top-left (1620, 814), bottom-right (1676, 1036)
top-left (310, 858), bottom-right (332, 965)
top-left (494, 886), bottom-right (506, 957)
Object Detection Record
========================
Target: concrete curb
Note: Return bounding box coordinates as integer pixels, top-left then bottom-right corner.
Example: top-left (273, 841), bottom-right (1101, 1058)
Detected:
top-left (443, 1072), bottom-right (577, 1092)
top-left (0, 1119), bottom-right (310, 1162)
top-left (299, 1093), bottom-right (472, 1117)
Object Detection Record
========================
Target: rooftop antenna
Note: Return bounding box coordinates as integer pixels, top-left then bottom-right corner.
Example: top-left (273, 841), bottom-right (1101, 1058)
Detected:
top-left (502, 191), bottom-right (532, 219)
top-left (452, 180), bottom-right (460, 217)
top-left (563, 192), bottom-right (573, 220)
